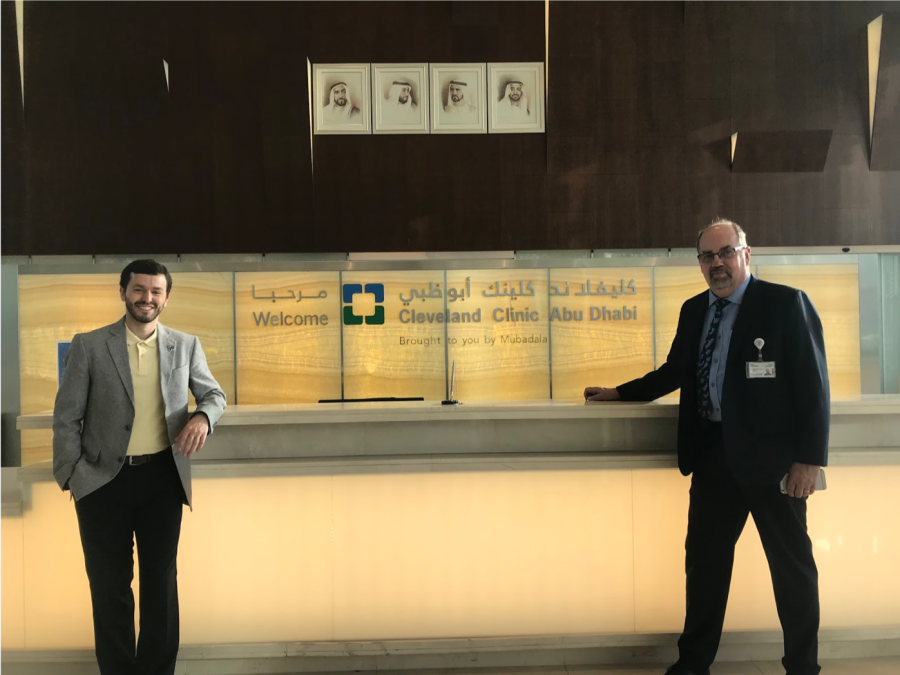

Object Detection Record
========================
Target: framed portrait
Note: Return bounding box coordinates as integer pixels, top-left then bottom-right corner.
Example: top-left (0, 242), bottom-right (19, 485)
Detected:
top-left (430, 63), bottom-right (487, 134)
top-left (372, 64), bottom-right (429, 134)
top-left (313, 64), bottom-right (371, 135)
top-left (488, 62), bottom-right (545, 134)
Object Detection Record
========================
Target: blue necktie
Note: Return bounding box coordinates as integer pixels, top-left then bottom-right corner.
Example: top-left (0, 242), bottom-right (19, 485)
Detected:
top-left (697, 298), bottom-right (729, 419)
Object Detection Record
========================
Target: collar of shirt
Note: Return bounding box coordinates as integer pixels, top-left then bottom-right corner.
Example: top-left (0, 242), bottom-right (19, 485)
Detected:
top-left (707, 274), bottom-right (752, 309)
top-left (125, 325), bottom-right (159, 349)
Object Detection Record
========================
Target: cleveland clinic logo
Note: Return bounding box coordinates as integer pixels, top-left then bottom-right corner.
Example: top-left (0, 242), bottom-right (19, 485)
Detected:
top-left (342, 283), bottom-right (385, 325)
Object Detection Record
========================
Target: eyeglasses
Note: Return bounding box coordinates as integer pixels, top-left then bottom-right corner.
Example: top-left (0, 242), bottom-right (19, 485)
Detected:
top-left (697, 245), bottom-right (747, 265)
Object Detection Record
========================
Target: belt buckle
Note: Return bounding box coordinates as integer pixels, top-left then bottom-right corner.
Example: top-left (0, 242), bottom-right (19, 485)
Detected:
top-left (126, 455), bottom-right (138, 466)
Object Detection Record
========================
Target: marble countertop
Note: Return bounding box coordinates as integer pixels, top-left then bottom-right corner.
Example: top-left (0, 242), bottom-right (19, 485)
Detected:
top-left (17, 395), bottom-right (900, 429)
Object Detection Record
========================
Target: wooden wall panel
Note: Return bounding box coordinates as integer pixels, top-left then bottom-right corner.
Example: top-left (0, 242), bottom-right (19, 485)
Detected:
top-left (2, 2), bottom-right (899, 256)
top-left (731, 130), bottom-right (833, 172)
top-left (1, 1), bottom-right (26, 256)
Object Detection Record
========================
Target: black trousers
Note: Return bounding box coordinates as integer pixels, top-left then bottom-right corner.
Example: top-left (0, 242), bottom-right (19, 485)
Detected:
top-left (74, 451), bottom-right (184, 675)
top-left (677, 423), bottom-right (820, 675)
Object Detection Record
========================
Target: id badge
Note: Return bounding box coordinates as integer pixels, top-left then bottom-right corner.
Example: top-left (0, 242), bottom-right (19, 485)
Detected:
top-left (747, 337), bottom-right (776, 378)
top-left (746, 361), bottom-right (776, 378)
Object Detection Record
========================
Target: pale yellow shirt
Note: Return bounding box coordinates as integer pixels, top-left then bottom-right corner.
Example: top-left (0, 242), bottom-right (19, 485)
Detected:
top-left (124, 326), bottom-right (171, 456)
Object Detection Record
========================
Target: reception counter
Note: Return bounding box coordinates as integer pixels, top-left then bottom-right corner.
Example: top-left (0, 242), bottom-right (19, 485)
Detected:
top-left (13, 396), bottom-right (900, 468)
top-left (3, 398), bottom-right (900, 673)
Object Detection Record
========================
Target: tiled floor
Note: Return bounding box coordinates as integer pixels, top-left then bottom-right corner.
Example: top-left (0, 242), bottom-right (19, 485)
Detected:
top-left (568, 658), bottom-right (900, 674)
top-left (324, 660), bottom-right (900, 675)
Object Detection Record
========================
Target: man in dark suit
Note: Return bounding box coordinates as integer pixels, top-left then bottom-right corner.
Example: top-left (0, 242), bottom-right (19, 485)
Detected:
top-left (585, 220), bottom-right (829, 675)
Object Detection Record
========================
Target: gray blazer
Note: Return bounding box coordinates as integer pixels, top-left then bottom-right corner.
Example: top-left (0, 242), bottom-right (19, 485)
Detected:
top-left (52, 318), bottom-right (226, 507)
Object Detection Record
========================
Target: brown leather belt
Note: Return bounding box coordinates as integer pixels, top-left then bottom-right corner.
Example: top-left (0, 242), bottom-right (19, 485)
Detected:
top-left (126, 448), bottom-right (170, 466)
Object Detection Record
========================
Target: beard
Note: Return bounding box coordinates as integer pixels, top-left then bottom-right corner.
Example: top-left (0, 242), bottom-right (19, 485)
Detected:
top-left (335, 96), bottom-right (347, 106)
top-left (509, 92), bottom-right (521, 101)
top-left (399, 94), bottom-right (409, 104)
top-left (707, 265), bottom-right (734, 290)
top-left (125, 298), bottom-right (163, 324)
top-left (451, 94), bottom-right (461, 102)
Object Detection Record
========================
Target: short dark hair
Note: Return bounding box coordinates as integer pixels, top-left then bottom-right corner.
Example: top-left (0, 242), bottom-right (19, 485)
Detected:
top-left (119, 259), bottom-right (173, 295)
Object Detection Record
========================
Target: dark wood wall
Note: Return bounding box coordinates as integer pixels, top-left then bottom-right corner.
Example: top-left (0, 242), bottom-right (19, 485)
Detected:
top-left (2, 1), bottom-right (898, 255)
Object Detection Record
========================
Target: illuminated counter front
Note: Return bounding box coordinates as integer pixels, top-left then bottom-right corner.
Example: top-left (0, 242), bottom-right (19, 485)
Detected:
top-left (4, 397), bottom-right (900, 664)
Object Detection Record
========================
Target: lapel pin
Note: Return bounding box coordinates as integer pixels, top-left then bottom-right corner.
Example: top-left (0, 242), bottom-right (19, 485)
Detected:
top-left (167, 345), bottom-right (175, 352)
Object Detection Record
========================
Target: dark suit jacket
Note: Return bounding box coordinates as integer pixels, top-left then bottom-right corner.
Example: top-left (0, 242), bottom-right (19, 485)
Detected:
top-left (617, 276), bottom-right (830, 486)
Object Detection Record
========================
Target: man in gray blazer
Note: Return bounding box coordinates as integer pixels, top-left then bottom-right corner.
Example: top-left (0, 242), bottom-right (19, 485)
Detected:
top-left (53, 259), bottom-right (226, 675)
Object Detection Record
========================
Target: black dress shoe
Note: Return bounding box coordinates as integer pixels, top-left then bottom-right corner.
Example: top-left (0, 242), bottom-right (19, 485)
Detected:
top-left (664, 665), bottom-right (710, 675)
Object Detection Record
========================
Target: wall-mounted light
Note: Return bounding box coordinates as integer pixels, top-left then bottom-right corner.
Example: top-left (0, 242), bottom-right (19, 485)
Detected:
top-left (868, 15), bottom-right (883, 150)
top-left (308, 57), bottom-right (314, 177)
top-left (16, 0), bottom-right (24, 107)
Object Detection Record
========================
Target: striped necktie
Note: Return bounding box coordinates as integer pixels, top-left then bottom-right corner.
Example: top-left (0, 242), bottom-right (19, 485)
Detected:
top-left (697, 298), bottom-right (730, 418)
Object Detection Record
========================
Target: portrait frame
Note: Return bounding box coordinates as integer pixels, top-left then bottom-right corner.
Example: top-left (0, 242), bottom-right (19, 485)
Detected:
top-left (372, 63), bottom-right (429, 135)
top-left (430, 63), bottom-right (487, 134)
top-left (313, 63), bottom-right (371, 135)
top-left (488, 62), bottom-right (545, 134)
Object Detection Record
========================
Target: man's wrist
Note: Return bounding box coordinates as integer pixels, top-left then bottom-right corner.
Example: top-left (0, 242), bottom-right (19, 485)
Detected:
top-left (191, 411), bottom-right (210, 426)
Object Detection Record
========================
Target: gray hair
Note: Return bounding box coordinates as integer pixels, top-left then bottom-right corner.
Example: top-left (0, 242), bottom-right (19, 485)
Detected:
top-left (697, 218), bottom-right (748, 252)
